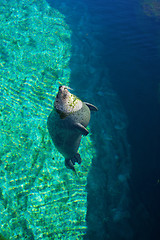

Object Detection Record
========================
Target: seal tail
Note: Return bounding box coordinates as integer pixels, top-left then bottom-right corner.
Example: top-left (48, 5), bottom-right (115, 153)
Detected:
top-left (65, 153), bottom-right (82, 172)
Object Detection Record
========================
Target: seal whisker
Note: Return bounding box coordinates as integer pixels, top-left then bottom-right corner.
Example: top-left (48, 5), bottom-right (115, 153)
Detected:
top-left (63, 85), bottom-right (73, 91)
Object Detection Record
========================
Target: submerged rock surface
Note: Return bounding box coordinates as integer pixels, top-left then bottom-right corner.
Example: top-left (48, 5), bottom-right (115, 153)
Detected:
top-left (58, 2), bottom-right (132, 239)
top-left (0, 0), bottom-right (95, 239)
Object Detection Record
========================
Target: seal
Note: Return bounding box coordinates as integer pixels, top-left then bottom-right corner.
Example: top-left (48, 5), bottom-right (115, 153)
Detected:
top-left (47, 85), bottom-right (98, 172)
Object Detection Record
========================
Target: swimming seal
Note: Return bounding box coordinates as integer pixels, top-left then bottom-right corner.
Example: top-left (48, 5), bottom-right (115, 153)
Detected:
top-left (47, 85), bottom-right (98, 172)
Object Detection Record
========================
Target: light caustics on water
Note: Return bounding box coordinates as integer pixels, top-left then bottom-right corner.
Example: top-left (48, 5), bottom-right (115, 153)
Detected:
top-left (0, 0), bottom-right (95, 239)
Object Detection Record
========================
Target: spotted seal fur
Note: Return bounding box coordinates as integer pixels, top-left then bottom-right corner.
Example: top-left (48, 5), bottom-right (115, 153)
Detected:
top-left (47, 85), bottom-right (98, 171)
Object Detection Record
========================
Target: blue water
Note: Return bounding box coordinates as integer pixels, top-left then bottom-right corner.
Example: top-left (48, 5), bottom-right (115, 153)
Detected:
top-left (0, 0), bottom-right (159, 239)
top-left (48, 0), bottom-right (160, 238)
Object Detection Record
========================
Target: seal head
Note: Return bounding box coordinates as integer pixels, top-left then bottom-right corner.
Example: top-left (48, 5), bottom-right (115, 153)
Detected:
top-left (54, 85), bottom-right (82, 117)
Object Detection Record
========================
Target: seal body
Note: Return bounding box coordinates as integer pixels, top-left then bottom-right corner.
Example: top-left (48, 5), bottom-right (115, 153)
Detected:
top-left (47, 86), bottom-right (98, 171)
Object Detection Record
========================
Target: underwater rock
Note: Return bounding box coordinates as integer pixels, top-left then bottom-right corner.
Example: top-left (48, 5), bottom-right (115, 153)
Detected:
top-left (0, 0), bottom-right (96, 239)
top-left (85, 75), bottom-right (132, 240)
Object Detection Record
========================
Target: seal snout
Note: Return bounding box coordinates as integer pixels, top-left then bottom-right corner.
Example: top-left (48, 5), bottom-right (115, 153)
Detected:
top-left (57, 85), bottom-right (69, 99)
top-left (58, 85), bottom-right (68, 94)
top-left (58, 86), bottom-right (63, 94)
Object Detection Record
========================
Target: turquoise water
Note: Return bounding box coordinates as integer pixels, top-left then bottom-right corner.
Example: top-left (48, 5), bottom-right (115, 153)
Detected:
top-left (0, 1), bottom-right (95, 239)
top-left (1, 0), bottom-right (160, 239)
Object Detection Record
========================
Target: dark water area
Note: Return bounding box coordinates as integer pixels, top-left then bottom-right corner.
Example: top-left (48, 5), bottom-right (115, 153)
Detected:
top-left (48, 0), bottom-right (160, 238)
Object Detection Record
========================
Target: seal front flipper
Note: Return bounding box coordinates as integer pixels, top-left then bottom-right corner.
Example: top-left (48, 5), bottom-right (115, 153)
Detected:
top-left (84, 102), bottom-right (98, 111)
top-left (74, 122), bottom-right (89, 136)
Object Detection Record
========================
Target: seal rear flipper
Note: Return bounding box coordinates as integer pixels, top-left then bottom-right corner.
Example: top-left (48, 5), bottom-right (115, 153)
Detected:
top-left (65, 158), bottom-right (76, 172)
top-left (74, 122), bottom-right (89, 136)
top-left (65, 153), bottom-right (82, 172)
top-left (72, 153), bottom-right (82, 164)
top-left (84, 102), bottom-right (98, 111)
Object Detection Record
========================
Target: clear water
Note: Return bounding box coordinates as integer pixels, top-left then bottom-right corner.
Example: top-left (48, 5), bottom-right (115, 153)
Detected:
top-left (0, 0), bottom-right (160, 239)
top-left (0, 1), bottom-right (94, 239)
top-left (48, 0), bottom-right (160, 239)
